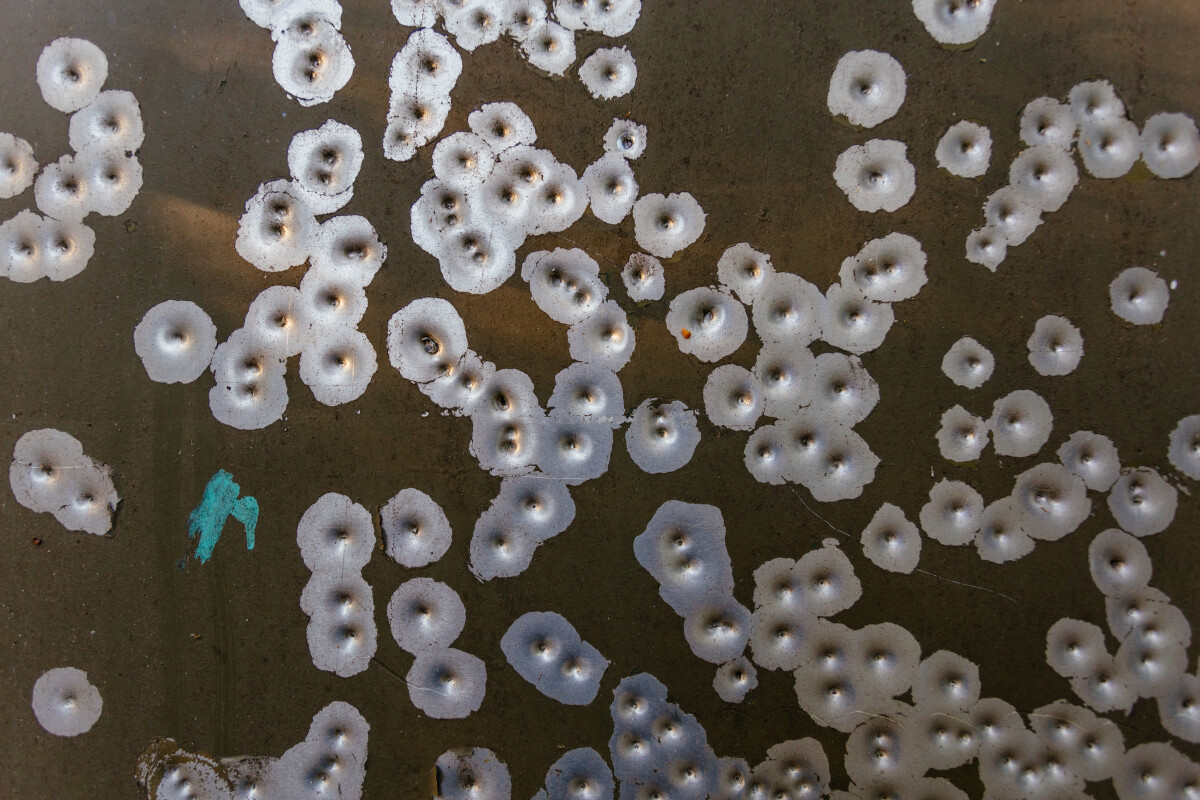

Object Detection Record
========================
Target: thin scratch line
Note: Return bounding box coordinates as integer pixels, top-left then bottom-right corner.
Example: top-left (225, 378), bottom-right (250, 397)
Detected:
top-left (786, 487), bottom-right (1023, 607)
top-left (914, 568), bottom-right (1023, 608)
top-left (788, 486), bottom-right (852, 540)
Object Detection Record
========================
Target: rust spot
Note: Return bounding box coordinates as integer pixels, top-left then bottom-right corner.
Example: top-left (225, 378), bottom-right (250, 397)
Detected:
top-left (681, 328), bottom-right (692, 339)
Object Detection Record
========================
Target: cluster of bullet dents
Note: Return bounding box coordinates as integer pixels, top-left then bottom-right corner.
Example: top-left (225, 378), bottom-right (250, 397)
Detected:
top-left (6, 0), bottom-right (1200, 799)
top-left (0, 37), bottom-right (145, 283)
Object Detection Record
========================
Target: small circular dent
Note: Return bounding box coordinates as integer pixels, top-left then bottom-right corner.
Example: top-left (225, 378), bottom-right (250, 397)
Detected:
top-left (1109, 266), bottom-right (1170, 325)
top-left (833, 139), bottom-right (916, 213)
top-left (713, 656), bottom-right (758, 703)
top-left (36, 37), bottom-right (108, 113)
top-left (827, 49), bottom-right (907, 129)
top-left (936, 120), bottom-right (992, 178)
top-left (31, 667), bottom-right (103, 736)
top-left (1107, 467), bottom-right (1178, 538)
top-left (578, 46), bottom-right (637, 100)
top-left (134, 300), bottom-right (218, 384)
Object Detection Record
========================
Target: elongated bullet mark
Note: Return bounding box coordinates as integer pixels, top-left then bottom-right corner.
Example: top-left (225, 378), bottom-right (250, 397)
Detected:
top-left (187, 470), bottom-right (258, 564)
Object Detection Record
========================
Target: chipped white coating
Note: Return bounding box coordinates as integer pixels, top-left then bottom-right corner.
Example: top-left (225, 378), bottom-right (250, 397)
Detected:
top-left (1089, 528), bottom-right (1152, 597)
top-left (713, 657), bottom-right (757, 704)
top-left (1058, 430), bottom-right (1121, 492)
top-left (988, 389), bottom-right (1053, 458)
top-left (69, 89), bottom-right (143, 155)
top-left (501, 611), bottom-right (610, 704)
top-left (443, 1), bottom-right (505, 51)
top-left (911, 0), bottom-right (996, 45)
top-left (625, 399), bottom-right (701, 474)
top-left (841, 232), bottom-right (928, 302)
top-left (1027, 314), bottom-right (1084, 376)
top-left (1141, 112), bottom-right (1200, 179)
top-left (1109, 266), bottom-right (1169, 325)
top-left (827, 50), bottom-right (907, 129)
top-left (1045, 618), bottom-right (1108, 679)
top-left (810, 352), bottom-right (879, 426)
top-left (387, 297), bottom-right (469, 384)
top-left (983, 186), bottom-right (1042, 246)
top-left (209, 368), bottom-right (288, 430)
top-left (1021, 97), bottom-right (1077, 150)
top-left (578, 46), bottom-right (637, 100)
top-left (935, 120), bottom-right (991, 178)
top-left (1168, 414), bottom-right (1200, 480)
top-left (387, 577), bottom-right (465, 653)
top-left (548, 362), bottom-right (625, 427)
top-left (1009, 143), bottom-right (1079, 212)
top-left (632, 192), bottom-right (706, 259)
top-left (407, 648), bottom-right (487, 718)
top-left (436, 748), bottom-right (511, 800)
top-left (716, 243), bottom-right (773, 305)
top-left (287, 119), bottom-right (363, 213)
top-left (1068, 80), bottom-right (1126, 126)
top-left (301, 571), bottom-right (377, 678)
top-left (920, 479), bottom-right (983, 546)
top-left (936, 405), bottom-right (989, 462)
top-left (603, 118), bottom-right (647, 160)
top-left (76, 146), bottom-right (143, 217)
top-left (242, 286), bottom-right (309, 359)
top-left (296, 492), bottom-right (375, 572)
top-left (941, 336), bottom-right (994, 389)
top-left (555, 0), bottom-right (641, 36)
top-left (666, 286), bottom-right (748, 362)
top-left (0, 211), bottom-right (95, 282)
top-left (134, 300), bottom-right (219, 384)
top-left (567, 300), bottom-right (636, 371)
top-left (0, 133), bottom-right (38, 200)
top-left (33, 154), bottom-right (92, 223)
top-left (381, 488), bottom-right (453, 567)
top-left (861, 502), bottom-right (921, 574)
top-left (833, 139), bottom-right (916, 212)
top-left (964, 225), bottom-right (1007, 271)
top-left (752, 272), bottom-right (825, 347)
top-left (469, 102), bottom-right (538, 153)
top-left (703, 365), bottom-right (764, 432)
top-left (521, 20), bottom-right (577, 75)
top-left (780, 411), bottom-right (879, 501)
top-left (235, 180), bottom-right (316, 272)
top-left (1107, 467), bottom-right (1177, 537)
top-left (753, 341), bottom-right (816, 419)
top-left (975, 497), bottom-right (1036, 564)
top-left (390, 27), bottom-right (462, 101)
top-left (1011, 462), bottom-right (1091, 541)
top-left (298, 326), bottom-right (377, 406)
top-left (271, 18), bottom-right (354, 106)
top-left (915, 650), bottom-right (981, 711)
top-left (384, 93), bottom-right (451, 162)
top-left (583, 153), bottom-right (638, 225)
top-left (621, 252), bottom-right (664, 302)
top-left (821, 281), bottom-right (893, 355)
top-left (433, 132), bottom-right (497, 191)
top-left (1079, 116), bottom-right (1141, 179)
top-left (10, 428), bottom-right (118, 535)
top-left (310, 214), bottom-right (386, 284)
top-left (31, 667), bottom-right (102, 737)
top-left (536, 414), bottom-right (614, 484)
top-left (521, 248), bottom-right (607, 325)
top-left (37, 38), bottom-right (108, 113)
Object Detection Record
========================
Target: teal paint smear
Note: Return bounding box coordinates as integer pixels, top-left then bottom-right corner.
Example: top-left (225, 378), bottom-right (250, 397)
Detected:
top-left (187, 470), bottom-right (259, 564)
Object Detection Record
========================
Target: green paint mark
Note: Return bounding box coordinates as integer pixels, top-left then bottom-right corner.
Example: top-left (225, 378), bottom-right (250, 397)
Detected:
top-left (187, 470), bottom-right (258, 564)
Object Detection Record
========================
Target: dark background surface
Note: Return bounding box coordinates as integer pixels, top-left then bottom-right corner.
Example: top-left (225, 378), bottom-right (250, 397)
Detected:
top-left (1, 1), bottom-right (1198, 797)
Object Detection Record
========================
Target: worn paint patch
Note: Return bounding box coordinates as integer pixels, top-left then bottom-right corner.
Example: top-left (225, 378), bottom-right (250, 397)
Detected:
top-left (186, 469), bottom-right (258, 564)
